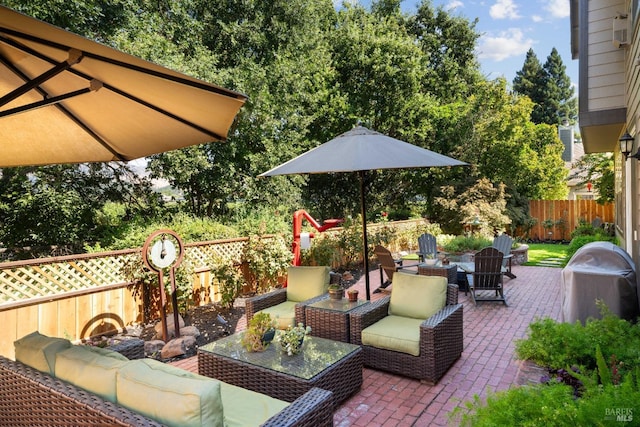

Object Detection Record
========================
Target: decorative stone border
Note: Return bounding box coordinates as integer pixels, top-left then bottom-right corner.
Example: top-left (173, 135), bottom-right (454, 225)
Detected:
top-left (511, 244), bottom-right (529, 265)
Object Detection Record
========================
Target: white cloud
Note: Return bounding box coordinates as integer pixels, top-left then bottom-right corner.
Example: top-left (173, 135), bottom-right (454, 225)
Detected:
top-left (446, 0), bottom-right (464, 10)
top-left (532, 15), bottom-right (543, 23)
top-left (544, 0), bottom-right (570, 18)
top-left (477, 28), bottom-right (534, 61)
top-left (490, 0), bottom-right (521, 20)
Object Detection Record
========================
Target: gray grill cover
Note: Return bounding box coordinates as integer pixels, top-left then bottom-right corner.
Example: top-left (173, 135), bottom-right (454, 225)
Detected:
top-left (561, 241), bottom-right (639, 323)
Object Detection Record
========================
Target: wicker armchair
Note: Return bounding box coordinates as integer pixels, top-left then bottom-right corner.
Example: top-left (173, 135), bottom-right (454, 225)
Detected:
top-left (349, 278), bottom-right (463, 384)
top-left (245, 266), bottom-right (341, 328)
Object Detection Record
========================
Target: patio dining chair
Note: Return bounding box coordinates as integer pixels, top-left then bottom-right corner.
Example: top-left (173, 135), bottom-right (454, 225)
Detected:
top-left (373, 245), bottom-right (419, 293)
top-left (467, 246), bottom-right (507, 305)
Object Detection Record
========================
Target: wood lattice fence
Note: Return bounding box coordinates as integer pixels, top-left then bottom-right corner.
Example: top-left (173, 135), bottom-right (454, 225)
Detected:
top-left (0, 237), bottom-right (250, 359)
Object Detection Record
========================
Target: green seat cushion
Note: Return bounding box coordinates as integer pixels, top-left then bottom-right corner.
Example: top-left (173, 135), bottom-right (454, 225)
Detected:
top-left (14, 331), bottom-right (71, 375)
top-left (55, 345), bottom-right (128, 403)
top-left (286, 266), bottom-right (330, 302)
top-left (258, 301), bottom-right (298, 330)
top-left (81, 344), bottom-right (129, 361)
top-left (389, 273), bottom-right (447, 319)
top-left (361, 315), bottom-right (424, 356)
top-left (116, 359), bottom-right (224, 427)
top-left (219, 382), bottom-right (289, 427)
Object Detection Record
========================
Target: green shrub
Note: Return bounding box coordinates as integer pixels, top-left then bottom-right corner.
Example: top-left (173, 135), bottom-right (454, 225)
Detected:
top-left (564, 235), bottom-right (616, 264)
top-left (451, 382), bottom-right (580, 426)
top-left (300, 233), bottom-right (342, 268)
top-left (442, 235), bottom-right (492, 253)
top-left (241, 234), bottom-right (292, 293)
top-left (515, 304), bottom-right (640, 376)
top-left (210, 256), bottom-right (244, 309)
top-left (451, 370), bottom-right (640, 426)
top-left (515, 317), bottom-right (593, 369)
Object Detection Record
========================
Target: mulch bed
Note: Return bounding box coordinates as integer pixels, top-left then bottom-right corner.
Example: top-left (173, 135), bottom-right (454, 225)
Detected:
top-left (136, 266), bottom-right (363, 361)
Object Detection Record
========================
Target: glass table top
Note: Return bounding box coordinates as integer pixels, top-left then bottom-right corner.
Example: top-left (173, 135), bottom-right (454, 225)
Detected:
top-left (308, 298), bottom-right (369, 312)
top-left (199, 332), bottom-right (360, 380)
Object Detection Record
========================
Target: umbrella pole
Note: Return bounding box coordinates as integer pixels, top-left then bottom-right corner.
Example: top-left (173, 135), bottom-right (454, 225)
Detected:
top-left (360, 171), bottom-right (371, 300)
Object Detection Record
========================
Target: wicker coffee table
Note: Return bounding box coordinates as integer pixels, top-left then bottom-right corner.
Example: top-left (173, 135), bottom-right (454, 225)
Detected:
top-left (198, 332), bottom-right (362, 406)
top-left (305, 299), bottom-right (369, 343)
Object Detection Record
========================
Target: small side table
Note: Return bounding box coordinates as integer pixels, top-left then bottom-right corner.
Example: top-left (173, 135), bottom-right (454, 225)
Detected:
top-left (417, 263), bottom-right (458, 285)
top-left (305, 299), bottom-right (369, 343)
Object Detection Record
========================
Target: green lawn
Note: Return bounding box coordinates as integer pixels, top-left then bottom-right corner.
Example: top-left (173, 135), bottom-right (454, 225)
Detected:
top-left (522, 243), bottom-right (569, 267)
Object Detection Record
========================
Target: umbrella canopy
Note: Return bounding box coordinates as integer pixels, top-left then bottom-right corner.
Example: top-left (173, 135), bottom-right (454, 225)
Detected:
top-left (260, 126), bottom-right (467, 299)
top-left (0, 6), bottom-right (247, 167)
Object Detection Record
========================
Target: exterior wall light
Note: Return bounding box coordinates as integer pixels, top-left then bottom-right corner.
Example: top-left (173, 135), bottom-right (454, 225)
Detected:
top-left (619, 132), bottom-right (637, 159)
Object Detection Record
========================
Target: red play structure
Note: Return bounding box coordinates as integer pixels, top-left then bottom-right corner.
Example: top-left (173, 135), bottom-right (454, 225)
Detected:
top-left (292, 209), bottom-right (343, 266)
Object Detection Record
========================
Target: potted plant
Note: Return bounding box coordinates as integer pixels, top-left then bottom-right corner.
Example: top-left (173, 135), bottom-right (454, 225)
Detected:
top-left (346, 288), bottom-right (359, 302)
top-left (276, 323), bottom-right (311, 356)
top-left (328, 283), bottom-right (344, 300)
top-left (423, 253), bottom-right (438, 266)
top-left (241, 312), bottom-right (276, 352)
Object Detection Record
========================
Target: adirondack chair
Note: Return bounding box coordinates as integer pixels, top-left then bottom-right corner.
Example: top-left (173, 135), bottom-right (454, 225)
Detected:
top-left (373, 245), bottom-right (419, 293)
top-left (492, 234), bottom-right (516, 279)
top-left (417, 233), bottom-right (438, 262)
top-left (466, 247), bottom-right (507, 305)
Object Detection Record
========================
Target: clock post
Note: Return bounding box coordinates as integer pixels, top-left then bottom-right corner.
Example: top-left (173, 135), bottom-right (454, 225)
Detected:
top-left (142, 229), bottom-right (185, 342)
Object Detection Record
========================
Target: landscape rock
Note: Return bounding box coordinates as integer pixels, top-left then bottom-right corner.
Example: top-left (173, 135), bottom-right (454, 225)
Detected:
top-left (145, 340), bottom-right (165, 357)
top-left (154, 313), bottom-right (185, 339)
top-left (180, 325), bottom-right (200, 338)
top-left (161, 335), bottom-right (197, 359)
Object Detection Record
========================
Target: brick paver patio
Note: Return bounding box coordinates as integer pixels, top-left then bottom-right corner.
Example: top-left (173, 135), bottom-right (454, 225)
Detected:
top-left (171, 264), bottom-right (562, 426)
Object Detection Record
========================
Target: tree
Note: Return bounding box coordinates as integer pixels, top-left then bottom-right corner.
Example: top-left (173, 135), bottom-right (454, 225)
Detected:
top-left (542, 48), bottom-right (577, 125)
top-left (0, 164), bottom-right (159, 253)
top-left (571, 153), bottom-right (615, 204)
top-left (512, 48), bottom-right (547, 124)
top-left (513, 47), bottom-right (577, 125)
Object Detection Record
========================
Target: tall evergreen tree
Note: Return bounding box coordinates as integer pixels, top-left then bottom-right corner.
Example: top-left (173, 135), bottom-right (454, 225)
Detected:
top-left (543, 47), bottom-right (577, 125)
top-left (512, 48), bottom-right (547, 124)
top-left (513, 47), bottom-right (577, 125)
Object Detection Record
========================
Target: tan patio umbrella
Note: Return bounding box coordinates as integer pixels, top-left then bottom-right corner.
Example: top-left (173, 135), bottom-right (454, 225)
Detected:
top-left (260, 125), bottom-right (467, 299)
top-left (0, 6), bottom-right (247, 167)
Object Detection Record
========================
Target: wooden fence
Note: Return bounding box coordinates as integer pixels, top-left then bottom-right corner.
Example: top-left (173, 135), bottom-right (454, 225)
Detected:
top-left (0, 237), bottom-right (250, 359)
top-left (525, 200), bottom-right (614, 241)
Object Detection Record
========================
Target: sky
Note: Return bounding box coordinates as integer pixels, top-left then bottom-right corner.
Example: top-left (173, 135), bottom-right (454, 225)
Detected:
top-left (354, 0), bottom-right (577, 88)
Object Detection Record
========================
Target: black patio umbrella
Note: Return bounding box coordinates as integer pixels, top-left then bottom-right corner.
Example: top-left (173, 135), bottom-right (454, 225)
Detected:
top-left (259, 125), bottom-right (467, 299)
top-left (0, 6), bottom-right (246, 167)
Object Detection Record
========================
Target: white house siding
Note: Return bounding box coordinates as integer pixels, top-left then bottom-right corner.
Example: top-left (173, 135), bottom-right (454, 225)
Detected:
top-left (625, 1), bottom-right (640, 261)
top-left (587, 0), bottom-right (627, 111)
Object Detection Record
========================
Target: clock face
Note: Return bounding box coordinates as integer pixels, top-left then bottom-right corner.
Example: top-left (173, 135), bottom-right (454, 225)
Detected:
top-left (150, 238), bottom-right (177, 269)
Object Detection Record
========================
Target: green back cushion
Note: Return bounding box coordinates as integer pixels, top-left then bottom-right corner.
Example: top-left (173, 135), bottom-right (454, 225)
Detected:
top-left (14, 331), bottom-right (71, 375)
top-left (219, 382), bottom-right (289, 427)
top-left (258, 301), bottom-right (297, 330)
top-left (286, 266), bottom-right (330, 302)
top-left (117, 359), bottom-right (224, 427)
top-left (361, 315), bottom-right (424, 356)
top-left (55, 345), bottom-right (128, 402)
top-left (389, 273), bottom-right (447, 319)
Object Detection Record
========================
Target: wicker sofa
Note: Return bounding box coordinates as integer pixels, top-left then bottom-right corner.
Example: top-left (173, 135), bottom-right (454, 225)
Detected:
top-left (0, 333), bottom-right (334, 427)
top-left (349, 275), bottom-right (463, 384)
